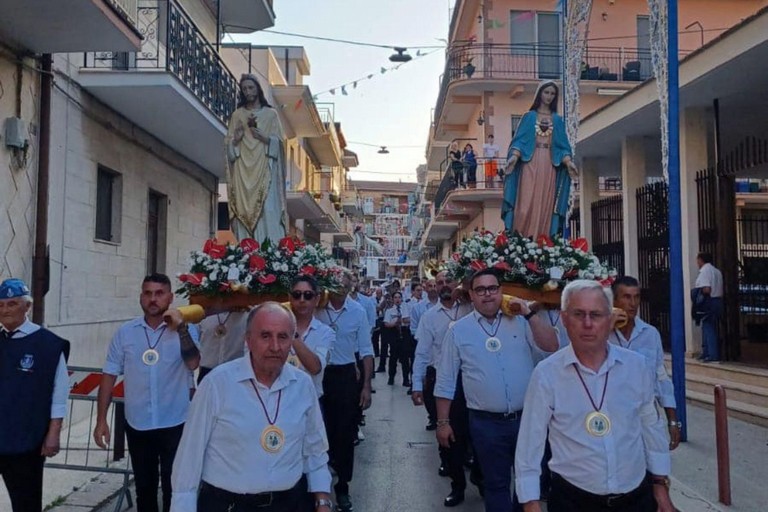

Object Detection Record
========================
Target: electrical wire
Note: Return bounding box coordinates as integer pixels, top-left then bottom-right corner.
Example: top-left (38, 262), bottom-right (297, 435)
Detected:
top-left (348, 141), bottom-right (424, 149)
top-left (260, 29), bottom-right (445, 50)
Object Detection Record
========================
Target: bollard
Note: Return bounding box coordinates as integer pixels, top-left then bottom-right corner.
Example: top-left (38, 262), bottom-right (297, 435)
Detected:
top-left (714, 385), bottom-right (731, 506)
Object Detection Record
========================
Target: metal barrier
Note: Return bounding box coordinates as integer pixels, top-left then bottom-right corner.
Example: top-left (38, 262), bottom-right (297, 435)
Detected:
top-left (45, 366), bottom-right (133, 512)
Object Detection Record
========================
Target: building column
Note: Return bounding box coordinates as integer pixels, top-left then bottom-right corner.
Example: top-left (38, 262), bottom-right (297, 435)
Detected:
top-left (621, 136), bottom-right (647, 278)
top-left (680, 107), bottom-right (712, 355)
top-left (578, 158), bottom-right (600, 245)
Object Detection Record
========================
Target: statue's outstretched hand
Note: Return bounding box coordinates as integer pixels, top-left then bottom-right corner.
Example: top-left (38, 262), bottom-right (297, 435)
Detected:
top-left (503, 156), bottom-right (518, 176)
top-left (233, 124), bottom-right (245, 144)
top-left (566, 161), bottom-right (579, 180)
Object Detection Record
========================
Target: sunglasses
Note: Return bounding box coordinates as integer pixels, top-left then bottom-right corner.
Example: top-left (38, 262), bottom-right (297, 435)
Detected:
top-left (290, 290), bottom-right (317, 301)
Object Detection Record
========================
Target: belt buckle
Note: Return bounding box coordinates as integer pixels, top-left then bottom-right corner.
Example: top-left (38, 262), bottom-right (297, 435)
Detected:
top-left (257, 492), bottom-right (274, 507)
top-left (605, 494), bottom-right (623, 508)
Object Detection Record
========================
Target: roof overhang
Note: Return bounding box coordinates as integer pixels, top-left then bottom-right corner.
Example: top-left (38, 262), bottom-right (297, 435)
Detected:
top-left (272, 86), bottom-right (325, 138)
top-left (286, 191), bottom-right (341, 233)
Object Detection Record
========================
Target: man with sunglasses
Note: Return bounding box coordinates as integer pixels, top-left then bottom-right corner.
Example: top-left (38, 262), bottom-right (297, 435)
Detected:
top-left (515, 280), bottom-right (674, 512)
top-left (315, 271), bottom-right (373, 512)
top-left (435, 268), bottom-right (559, 512)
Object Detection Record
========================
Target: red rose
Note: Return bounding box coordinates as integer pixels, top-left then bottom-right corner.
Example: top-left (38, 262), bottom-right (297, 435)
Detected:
top-left (600, 277), bottom-right (615, 286)
top-left (239, 238), bottom-right (259, 253)
top-left (570, 238), bottom-right (589, 252)
top-left (300, 265), bottom-right (316, 275)
top-left (495, 232), bottom-right (509, 248)
top-left (470, 260), bottom-right (487, 271)
top-left (493, 261), bottom-right (512, 272)
top-left (536, 234), bottom-right (554, 248)
top-left (249, 255), bottom-right (266, 272)
top-left (179, 273), bottom-right (205, 285)
top-left (218, 282), bottom-right (231, 292)
top-left (258, 274), bottom-right (277, 285)
top-left (525, 262), bottom-right (544, 274)
top-left (278, 237), bottom-right (296, 254)
top-left (203, 239), bottom-right (227, 259)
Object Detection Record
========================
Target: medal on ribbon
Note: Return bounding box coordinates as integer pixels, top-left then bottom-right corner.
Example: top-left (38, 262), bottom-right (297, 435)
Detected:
top-left (142, 325), bottom-right (166, 366)
top-left (573, 364), bottom-right (612, 437)
top-left (251, 380), bottom-right (284, 453)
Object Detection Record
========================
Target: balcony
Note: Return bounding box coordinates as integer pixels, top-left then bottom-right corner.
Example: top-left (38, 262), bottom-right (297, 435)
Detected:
top-left (79, 0), bottom-right (237, 177)
top-left (286, 186), bottom-right (343, 234)
top-left (218, 0), bottom-right (276, 34)
top-left (0, 0), bottom-right (142, 53)
top-left (434, 43), bottom-right (667, 137)
top-left (306, 106), bottom-right (343, 167)
top-left (271, 85), bottom-right (325, 138)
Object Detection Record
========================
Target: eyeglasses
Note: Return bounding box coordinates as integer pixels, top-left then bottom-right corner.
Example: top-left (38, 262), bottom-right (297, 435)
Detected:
top-left (566, 310), bottom-right (610, 322)
top-left (290, 291), bottom-right (317, 301)
top-left (472, 285), bottom-right (500, 296)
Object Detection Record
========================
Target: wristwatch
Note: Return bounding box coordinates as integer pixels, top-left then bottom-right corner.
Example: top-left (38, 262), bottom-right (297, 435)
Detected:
top-left (668, 420), bottom-right (682, 429)
top-left (315, 498), bottom-right (334, 510)
top-left (523, 310), bottom-right (536, 321)
top-left (651, 476), bottom-right (670, 489)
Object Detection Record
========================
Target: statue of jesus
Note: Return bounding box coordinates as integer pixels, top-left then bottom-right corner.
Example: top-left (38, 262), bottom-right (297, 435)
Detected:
top-left (225, 74), bottom-right (287, 242)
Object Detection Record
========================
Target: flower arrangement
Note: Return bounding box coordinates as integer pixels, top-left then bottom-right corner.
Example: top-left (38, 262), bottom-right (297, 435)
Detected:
top-left (445, 230), bottom-right (617, 290)
top-left (177, 237), bottom-right (344, 298)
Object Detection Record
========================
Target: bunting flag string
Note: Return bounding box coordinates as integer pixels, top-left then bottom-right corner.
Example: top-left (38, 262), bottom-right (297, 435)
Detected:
top-left (312, 48), bottom-right (441, 100)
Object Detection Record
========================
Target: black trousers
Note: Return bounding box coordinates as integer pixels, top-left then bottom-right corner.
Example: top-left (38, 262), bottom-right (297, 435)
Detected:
top-left (125, 422), bottom-right (184, 512)
top-left (0, 450), bottom-right (45, 511)
top-left (197, 477), bottom-right (310, 512)
top-left (377, 324), bottom-right (390, 369)
top-left (387, 328), bottom-right (411, 382)
top-left (441, 373), bottom-right (472, 492)
top-left (372, 319), bottom-right (383, 358)
top-left (320, 364), bottom-right (358, 496)
top-left (423, 366), bottom-right (438, 424)
top-left (549, 473), bottom-right (656, 512)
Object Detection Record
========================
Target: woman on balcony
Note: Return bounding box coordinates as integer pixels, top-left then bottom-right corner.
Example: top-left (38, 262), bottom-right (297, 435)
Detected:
top-left (462, 143), bottom-right (478, 189)
top-left (449, 141), bottom-right (465, 189)
top-left (501, 81), bottom-right (578, 238)
top-left (225, 74), bottom-right (287, 242)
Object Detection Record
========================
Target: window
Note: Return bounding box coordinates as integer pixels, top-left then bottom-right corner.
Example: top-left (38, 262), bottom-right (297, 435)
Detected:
top-left (511, 115), bottom-right (522, 139)
top-left (95, 166), bottom-right (122, 243)
top-left (509, 10), bottom-right (561, 79)
top-left (146, 190), bottom-right (167, 274)
top-left (218, 201), bottom-right (230, 230)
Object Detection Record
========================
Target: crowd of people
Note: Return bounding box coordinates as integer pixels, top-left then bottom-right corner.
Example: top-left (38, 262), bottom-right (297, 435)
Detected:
top-left (0, 265), bottom-right (687, 512)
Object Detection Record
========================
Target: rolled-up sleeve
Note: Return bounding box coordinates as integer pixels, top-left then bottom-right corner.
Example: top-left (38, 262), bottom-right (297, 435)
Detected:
top-left (356, 318), bottom-right (374, 358)
top-left (303, 391), bottom-right (332, 493)
top-left (412, 319), bottom-right (432, 392)
top-left (515, 367), bottom-right (552, 503)
top-left (170, 379), bottom-right (219, 512)
top-left (653, 333), bottom-right (676, 408)
top-left (316, 329), bottom-right (334, 370)
top-left (434, 329), bottom-right (460, 400)
top-left (51, 355), bottom-right (69, 418)
top-left (102, 329), bottom-right (125, 376)
top-left (639, 365), bottom-right (671, 476)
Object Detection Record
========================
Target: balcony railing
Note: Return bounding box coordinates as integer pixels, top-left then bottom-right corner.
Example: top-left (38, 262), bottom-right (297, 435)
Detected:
top-left (435, 43), bottom-right (687, 128)
top-left (83, 0), bottom-right (237, 124)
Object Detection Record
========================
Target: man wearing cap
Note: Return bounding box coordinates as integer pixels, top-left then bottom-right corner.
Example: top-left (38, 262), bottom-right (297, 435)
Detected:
top-left (0, 278), bottom-right (70, 512)
top-left (94, 273), bottom-right (200, 512)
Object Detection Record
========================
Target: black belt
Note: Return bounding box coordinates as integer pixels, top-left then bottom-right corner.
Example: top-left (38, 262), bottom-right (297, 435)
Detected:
top-left (325, 363), bottom-right (356, 371)
top-left (552, 472), bottom-right (650, 508)
top-left (200, 480), bottom-right (299, 508)
top-left (468, 408), bottom-right (523, 421)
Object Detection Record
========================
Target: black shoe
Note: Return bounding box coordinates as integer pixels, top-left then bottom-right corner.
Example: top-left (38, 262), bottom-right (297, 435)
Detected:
top-left (470, 472), bottom-right (484, 497)
top-left (387, 377), bottom-right (394, 385)
top-left (402, 380), bottom-right (412, 387)
top-left (371, 372), bottom-right (376, 379)
top-left (438, 465), bottom-right (449, 477)
top-left (426, 422), bottom-right (437, 431)
top-left (444, 490), bottom-right (465, 507)
top-left (371, 388), bottom-right (377, 393)
top-left (406, 389), bottom-right (413, 395)
top-left (464, 456), bottom-right (474, 468)
top-left (337, 494), bottom-right (353, 511)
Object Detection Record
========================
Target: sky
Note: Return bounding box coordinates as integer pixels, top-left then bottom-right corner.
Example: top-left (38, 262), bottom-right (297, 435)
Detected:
top-left (233, 0), bottom-right (453, 183)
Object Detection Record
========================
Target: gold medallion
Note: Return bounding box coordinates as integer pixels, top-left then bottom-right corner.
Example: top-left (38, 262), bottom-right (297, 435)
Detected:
top-left (214, 324), bottom-right (227, 337)
top-left (585, 411), bottom-right (611, 437)
top-left (142, 349), bottom-right (160, 366)
top-left (485, 337), bottom-right (502, 352)
top-left (261, 425), bottom-right (285, 453)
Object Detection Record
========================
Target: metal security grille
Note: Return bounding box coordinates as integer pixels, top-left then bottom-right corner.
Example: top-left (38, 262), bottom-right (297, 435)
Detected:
top-left (591, 195), bottom-right (624, 277)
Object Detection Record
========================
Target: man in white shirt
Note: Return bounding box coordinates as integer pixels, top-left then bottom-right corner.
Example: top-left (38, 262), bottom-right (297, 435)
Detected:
top-left (611, 276), bottom-right (680, 450)
top-left (482, 134), bottom-right (501, 188)
top-left (0, 278), bottom-right (70, 512)
top-left (171, 303), bottom-right (333, 512)
top-left (515, 280), bottom-right (675, 512)
top-left (94, 274), bottom-right (200, 512)
top-left (384, 291), bottom-right (411, 387)
top-left (694, 253), bottom-right (724, 362)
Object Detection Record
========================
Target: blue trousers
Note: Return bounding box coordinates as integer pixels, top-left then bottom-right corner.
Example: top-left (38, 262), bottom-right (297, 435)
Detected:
top-left (468, 411), bottom-right (523, 512)
top-left (702, 298), bottom-right (722, 360)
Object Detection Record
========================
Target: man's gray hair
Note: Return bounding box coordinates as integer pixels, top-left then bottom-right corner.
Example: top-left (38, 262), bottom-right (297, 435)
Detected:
top-left (20, 295), bottom-right (33, 305)
top-left (561, 280), bottom-right (613, 312)
top-left (246, 301), bottom-right (297, 335)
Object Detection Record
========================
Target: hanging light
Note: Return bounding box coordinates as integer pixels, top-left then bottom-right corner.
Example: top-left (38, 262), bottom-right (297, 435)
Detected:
top-left (477, 111), bottom-right (485, 126)
top-left (378, 146), bottom-right (390, 154)
top-left (389, 47), bottom-right (412, 63)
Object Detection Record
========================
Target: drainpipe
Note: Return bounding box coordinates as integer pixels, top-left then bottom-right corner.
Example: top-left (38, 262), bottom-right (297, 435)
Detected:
top-left (32, 54), bottom-right (52, 324)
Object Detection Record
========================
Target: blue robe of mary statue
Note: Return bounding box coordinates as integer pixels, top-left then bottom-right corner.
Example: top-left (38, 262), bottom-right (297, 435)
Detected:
top-left (501, 110), bottom-right (573, 237)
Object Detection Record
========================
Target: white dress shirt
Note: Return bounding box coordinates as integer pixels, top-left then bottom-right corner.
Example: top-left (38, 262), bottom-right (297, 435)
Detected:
top-left (435, 310), bottom-right (548, 412)
top-left (198, 312), bottom-right (248, 369)
top-left (294, 318), bottom-right (334, 397)
top-left (695, 262), bottom-right (723, 298)
top-left (515, 344), bottom-right (671, 503)
top-left (383, 302), bottom-right (411, 325)
top-left (2, 319), bottom-right (69, 418)
top-left (350, 293), bottom-right (376, 333)
top-left (315, 297), bottom-right (373, 365)
top-left (170, 357), bottom-right (331, 512)
top-left (103, 317), bottom-right (196, 431)
top-left (609, 317), bottom-right (676, 409)
top-left (483, 142), bottom-right (500, 158)
top-left (410, 298), bottom-right (437, 338)
top-left (412, 302), bottom-right (472, 392)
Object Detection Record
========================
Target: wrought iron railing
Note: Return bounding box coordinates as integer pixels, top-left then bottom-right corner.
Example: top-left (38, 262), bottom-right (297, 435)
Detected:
top-left (83, 0), bottom-right (237, 125)
top-left (434, 43), bottom-right (688, 127)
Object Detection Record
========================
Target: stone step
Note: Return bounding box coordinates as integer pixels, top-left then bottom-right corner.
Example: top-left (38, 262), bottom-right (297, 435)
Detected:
top-left (685, 389), bottom-right (768, 428)
top-left (685, 373), bottom-right (768, 409)
top-left (675, 358), bottom-right (768, 388)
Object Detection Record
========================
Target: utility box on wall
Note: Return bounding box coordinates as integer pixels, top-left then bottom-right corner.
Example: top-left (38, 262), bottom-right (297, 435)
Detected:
top-left (4, 117), bottom-right (28, 149)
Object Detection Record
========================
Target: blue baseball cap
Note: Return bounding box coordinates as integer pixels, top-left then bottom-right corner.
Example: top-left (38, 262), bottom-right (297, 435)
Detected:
top-left (0, 278), bottom-right (31, 299)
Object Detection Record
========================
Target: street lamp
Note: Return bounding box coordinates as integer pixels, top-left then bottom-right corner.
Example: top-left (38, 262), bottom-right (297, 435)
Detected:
top-left (378, 146), bottom-right (390, 154)
top-left (389, 47), bottom-right (412, 63)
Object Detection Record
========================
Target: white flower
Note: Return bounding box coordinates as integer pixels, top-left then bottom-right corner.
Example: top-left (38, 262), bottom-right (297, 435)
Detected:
top-left (209, 272), bottom-right (218, 281)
